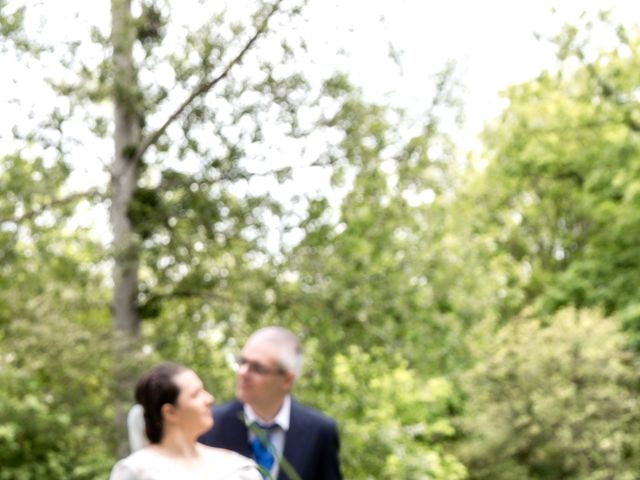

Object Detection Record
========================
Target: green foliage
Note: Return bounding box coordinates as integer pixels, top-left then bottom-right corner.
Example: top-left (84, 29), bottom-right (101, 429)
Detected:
top-left (0, 153), bottom-right (103, 332)
top-left (0, 318), bottom-right (118, 479)
top-left (0, 150), bottom-right (119, 477)
top-left (457, 309), bottom-right (640, 479)
top-left (467, 20), bottom-right (640, 331)
top-left (297, 345), bottom-right (466, 480)
top-left (0, 154), bottom-right (70, 224)
top-left (274, 71), bottom-right (470, 378)
top-left (0, 0), bottom-right (42, 54)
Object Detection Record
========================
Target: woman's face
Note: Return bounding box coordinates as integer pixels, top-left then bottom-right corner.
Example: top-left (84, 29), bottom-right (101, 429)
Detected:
top-left (171, 369), bottom-right (214, 437)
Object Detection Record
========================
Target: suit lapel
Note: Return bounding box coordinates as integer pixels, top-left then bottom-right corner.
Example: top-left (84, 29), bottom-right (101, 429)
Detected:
top-left (227, 401), bottom-right (253, 458)
top-left (279, 399), bottom-right (303, 480)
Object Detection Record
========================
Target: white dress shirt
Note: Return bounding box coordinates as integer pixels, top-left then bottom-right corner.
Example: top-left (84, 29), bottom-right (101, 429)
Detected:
top-left (243, 395), bottom-right (291, 479)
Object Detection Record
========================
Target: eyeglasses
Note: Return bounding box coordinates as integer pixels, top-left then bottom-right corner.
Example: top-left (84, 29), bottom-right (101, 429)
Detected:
top-left (235, 356), bottom-right (286, 376)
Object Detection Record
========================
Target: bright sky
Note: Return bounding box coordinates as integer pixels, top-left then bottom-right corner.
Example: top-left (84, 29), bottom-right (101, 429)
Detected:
top-left (302, 0), bottom-right (638, 148)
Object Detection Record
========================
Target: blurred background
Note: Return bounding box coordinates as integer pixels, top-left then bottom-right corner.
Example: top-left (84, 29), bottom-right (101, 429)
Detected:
top-left (1, 0), bottom-right (640, 478)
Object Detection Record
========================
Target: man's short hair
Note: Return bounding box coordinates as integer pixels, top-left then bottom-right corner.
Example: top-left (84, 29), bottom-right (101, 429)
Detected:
top-left (248, 326), bottom-right (303, 378)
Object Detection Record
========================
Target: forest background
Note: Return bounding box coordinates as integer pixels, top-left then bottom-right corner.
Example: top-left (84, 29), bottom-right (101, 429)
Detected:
top-left (1, 1), bottom-right (640, 479)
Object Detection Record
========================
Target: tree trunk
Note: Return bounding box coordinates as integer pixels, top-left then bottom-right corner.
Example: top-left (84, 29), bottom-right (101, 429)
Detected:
top-left (106, 0), bottom-right (284, 456)
top-left (110, 0), bottom-right (141, 458)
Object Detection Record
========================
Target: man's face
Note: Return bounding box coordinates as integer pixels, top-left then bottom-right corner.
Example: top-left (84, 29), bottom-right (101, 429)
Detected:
top-left (236, 339), bottom-right (293, 410)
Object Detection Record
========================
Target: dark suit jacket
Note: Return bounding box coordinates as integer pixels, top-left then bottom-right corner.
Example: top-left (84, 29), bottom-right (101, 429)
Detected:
top-left (198, 398), bottom-right (342, 480)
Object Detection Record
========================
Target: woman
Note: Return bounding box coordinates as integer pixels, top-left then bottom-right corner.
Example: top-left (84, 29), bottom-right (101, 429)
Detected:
top-left (110, 362), bottom-right (261, 480)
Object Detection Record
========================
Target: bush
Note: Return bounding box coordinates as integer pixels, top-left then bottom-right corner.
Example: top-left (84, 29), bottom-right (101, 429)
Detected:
top-left (0, 318), bottom-right (118, 480)
top-left (457, 309), bottom-right (640, 480)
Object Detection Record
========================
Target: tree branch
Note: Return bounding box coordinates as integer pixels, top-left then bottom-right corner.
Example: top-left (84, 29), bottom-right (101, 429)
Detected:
top-left (0, 189), bottom-right (105, 226)
top-left (138, 288), bottom-right (235, 318)
top-left (133, 0), bottom-right (285, 163)
top-left (579, 52), bottom-right (640, 133)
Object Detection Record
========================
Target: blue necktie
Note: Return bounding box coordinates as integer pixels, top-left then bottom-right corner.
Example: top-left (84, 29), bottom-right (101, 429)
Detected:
top-left (251, 423), bottom-right (277, 479)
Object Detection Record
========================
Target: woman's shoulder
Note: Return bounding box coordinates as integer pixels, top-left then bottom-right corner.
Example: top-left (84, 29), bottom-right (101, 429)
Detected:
top-left (109, 449), bottom-right (166, 480)
top-left (198, 443), bottom-right (255, 466)
top-left (110, 445), bottom-right (260, 480)
top-left (198, 444), bottom-right (261, 479)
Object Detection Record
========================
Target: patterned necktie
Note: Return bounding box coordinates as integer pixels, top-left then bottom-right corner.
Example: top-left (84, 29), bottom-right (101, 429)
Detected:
top-left (251, 423), bottom-right (278, 479)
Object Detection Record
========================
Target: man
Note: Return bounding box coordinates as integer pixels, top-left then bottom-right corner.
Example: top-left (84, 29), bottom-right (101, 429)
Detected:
top-left (199, 326), bottom-right (342, 480)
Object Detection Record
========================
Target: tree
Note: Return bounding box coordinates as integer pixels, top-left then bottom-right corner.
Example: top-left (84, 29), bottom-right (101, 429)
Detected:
top-left (0, 152), bottom-right (123, 477)
top-left (2, 0), bottom-right (350, 455)
top-left (460, 17), bottom-right (640, 332)
top-left (457, 309), bottom-right (640, 479)
top-left (108, 0), bottom-right (310, 336)
top-left (271, 65), bottom-right (471, 376)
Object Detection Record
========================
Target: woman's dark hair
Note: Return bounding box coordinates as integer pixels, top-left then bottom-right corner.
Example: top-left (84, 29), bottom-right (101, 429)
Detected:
top-left (135, 362), bottom-right (187, 444)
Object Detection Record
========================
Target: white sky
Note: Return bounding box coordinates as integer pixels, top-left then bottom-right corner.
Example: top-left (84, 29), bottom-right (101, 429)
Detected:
top-left (302, 0), bottom-right (638, 148)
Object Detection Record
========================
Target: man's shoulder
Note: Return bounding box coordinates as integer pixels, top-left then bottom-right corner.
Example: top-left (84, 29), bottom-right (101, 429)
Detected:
top-left (290, 398), bottom-right (337, 429)
top-left (212, 399), bottom-right (244, 421)
top-left (199, 399), bottom-right (245, 447)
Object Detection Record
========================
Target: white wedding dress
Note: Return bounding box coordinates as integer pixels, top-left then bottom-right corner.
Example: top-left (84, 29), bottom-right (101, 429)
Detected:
top-left (109, 445), bottom-right (261, 480)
